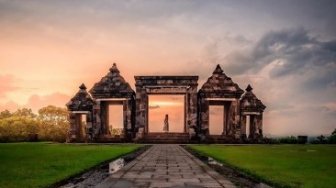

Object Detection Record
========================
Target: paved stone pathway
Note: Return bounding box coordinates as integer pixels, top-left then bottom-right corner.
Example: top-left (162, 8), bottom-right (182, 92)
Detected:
top-left (96, 145), bottom-right (236, 188)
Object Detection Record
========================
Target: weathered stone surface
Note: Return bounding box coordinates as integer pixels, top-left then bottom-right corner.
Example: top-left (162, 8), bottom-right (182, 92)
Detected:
top-left (66, 84), bottom-right (95, 111)
top-left (90, 63), bottom-right (135, 98)
top-left (240, 84), bottom-right (266, 113)
top-left (199, 65), bottom-right (243, 99)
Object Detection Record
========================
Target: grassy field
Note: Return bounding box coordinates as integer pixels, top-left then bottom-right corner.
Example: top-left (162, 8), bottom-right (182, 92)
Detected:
top-left (0, 142), bottom-right (141, 188)
top-left (189, 144), bottom-right (336, 188)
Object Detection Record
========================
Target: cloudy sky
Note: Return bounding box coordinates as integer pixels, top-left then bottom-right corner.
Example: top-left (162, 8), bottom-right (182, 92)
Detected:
top-left (0, 0), bottom-right (335, 136)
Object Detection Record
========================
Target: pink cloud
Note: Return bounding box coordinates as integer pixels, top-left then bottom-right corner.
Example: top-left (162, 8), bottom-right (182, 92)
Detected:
top-left (0, 92), bottom-right (70, 113)
top-left (24, 92), bottom-right (70, 112)
top-left (0, 74), bottom-right (19, 98)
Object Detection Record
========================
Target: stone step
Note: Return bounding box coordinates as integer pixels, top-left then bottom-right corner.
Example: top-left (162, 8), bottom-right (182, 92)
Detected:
top-left (140, 133), bottom-right (191, 143)
top-left (139, 139), bottom-right (191, 144)
top-left (146, 132), bottom-right (189, 136)
top-left (144, 135), bottom-right (189, 139)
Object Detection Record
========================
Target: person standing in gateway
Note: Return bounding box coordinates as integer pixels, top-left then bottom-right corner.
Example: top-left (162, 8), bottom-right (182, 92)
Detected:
top-left (163, 114), bottom-right (169, 133)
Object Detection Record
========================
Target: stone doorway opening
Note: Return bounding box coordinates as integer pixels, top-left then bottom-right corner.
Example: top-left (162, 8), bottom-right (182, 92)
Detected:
top-left (107, 102), bottom-right (124, 136)
top-left (69, 111), bottom-right (91, 141)
top-left (242, 113), bottom-right (260, 139)
top-left (208, 101), bottom-right (231, 135)
top-left (134, 76), bottom-right (198, 138)
top-left (74, 113), bottom-right (88, 140)
top-left (148, 95), bottom-right (185, 133)
top-left (209, 106), bottom-right (223, 135)
top-left (79, 114), bottom-right (87, 138)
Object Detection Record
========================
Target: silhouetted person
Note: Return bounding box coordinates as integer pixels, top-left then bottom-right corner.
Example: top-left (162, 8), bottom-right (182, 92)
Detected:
top-left (163, 114), bottom-right (169, 132)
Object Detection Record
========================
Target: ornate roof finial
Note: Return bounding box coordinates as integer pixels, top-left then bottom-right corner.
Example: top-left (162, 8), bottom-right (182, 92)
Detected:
top-left (246, 84), bottom-right (253, 92)
top-left (79, 83), bottom-right (87, 90)
top-left (109, 62), bottom-right (120, 73)
top-left (213, 64), bottom-right (224, 74)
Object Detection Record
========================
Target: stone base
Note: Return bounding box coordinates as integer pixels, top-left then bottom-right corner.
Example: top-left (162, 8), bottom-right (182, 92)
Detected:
top-left (136, 133), bottom-right (195, 144)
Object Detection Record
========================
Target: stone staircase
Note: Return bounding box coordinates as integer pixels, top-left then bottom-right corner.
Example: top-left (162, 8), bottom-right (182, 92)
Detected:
top-left (140, 132), bottom-right (191, 144)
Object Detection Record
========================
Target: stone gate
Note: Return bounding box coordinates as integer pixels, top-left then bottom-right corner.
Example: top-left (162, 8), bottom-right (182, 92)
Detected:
top-left (66, 63), bottom-right (266, 143)
top-left (134, 76), bottom-right (198, 138)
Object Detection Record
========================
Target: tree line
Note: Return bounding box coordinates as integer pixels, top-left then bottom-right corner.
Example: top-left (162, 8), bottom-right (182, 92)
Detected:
top-left (262, 132), bottom-right (336, 144)
top-left (0, 106), bottom-right (69, 142)
top-left (1, 106), bottom-right (335, 144)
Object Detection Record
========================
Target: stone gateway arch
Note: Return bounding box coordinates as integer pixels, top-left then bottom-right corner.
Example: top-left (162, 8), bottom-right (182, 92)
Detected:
top-left (66, 63), bottom-right (266, 143)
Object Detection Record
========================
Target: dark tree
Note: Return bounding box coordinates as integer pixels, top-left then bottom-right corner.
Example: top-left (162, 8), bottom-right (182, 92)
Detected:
top-left (328, 128), bottom-right (336, 144)
top-left (317, 135), bottom-right (327, 144)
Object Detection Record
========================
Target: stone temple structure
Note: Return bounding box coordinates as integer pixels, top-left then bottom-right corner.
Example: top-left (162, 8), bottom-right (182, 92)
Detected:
top-left (66, 63), bottom-right (266, 143)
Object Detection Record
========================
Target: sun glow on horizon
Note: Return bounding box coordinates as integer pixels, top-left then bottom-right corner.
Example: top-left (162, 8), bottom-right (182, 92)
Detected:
top-left (148, 95), bottom-right (184, 133)
top-left (148, 101), bottom-right (183, 107)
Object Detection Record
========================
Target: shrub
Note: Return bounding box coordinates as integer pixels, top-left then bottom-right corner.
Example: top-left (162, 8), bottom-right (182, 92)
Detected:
top-left (328, 135), bottom-right (336, 144)
top-left (0, 116), bottom-right (39, 142)
top-left (262, 137), bottom-right (280, 144)
top-left (0, 106), bottom-right (69, 142)
top-left (279, 136), bottom-right (298, 144)
top-left (328, 129), bottom-right (336, 144)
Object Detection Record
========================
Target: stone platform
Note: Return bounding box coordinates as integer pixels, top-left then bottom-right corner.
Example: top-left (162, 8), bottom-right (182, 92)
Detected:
top-left (96, 145), bottom-right (236, 188)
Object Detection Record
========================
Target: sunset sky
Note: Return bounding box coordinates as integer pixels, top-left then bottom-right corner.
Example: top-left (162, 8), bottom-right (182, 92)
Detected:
top-left (0, 0), bottom-right (335, 136)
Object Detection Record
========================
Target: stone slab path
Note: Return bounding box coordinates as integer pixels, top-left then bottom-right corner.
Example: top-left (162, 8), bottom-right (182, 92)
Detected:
top-left (96, 145), bottom-right (236, 188)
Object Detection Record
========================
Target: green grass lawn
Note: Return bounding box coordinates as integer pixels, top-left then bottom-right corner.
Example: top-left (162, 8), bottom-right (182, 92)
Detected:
top-left (0, 142), bottom-right (141, 188)
top-left (189, 144), bottom-right (336, 188)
